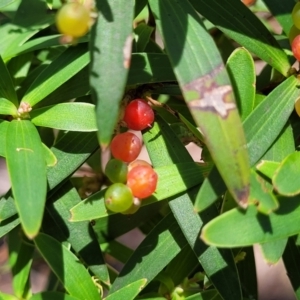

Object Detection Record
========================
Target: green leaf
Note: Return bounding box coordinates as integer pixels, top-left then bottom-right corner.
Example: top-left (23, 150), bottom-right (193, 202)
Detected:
top-left (0, 24), bottom-right (40, 60)
top-left (0, 98), bottom-right (17, 115)
top-left (8, 227), bottom-right (34, 299)
top-left (256, 160), bottom-right (280, 179)
top-left (0, 192), bottom-right (16, 221)
top-left (0, 55), bottom-right (18, 106)
top-left (12, 0), bottom-right (53, 28)
top-left (273, 152), bottom-right (300, 196)
top-left (109, 213), bottom-right (187, 293)
top-left (0, 292), bottom-right (18, 300)
top-left (248, 169), bottom-right (278, 215)
top-left (31, 103), bottom-right (97, 132)
top-left (189, 0), bottom-right (291, 76)
top-left (260, 238), bottom-right (287, 264)
top-left (6, 120), bottom-right (47, 238)
top-left (134, 23), bottom-right (154, 52)
top-left (244, 75), bottom-right (300, 166)
top-left (0, 120), bottom-right (9, 157)
top-left (0, 0), bottom-right (17, 10)
top-left (201, 195), bottom-right (300, 247)
top-left (226, 48), bottom-right (255, 121)
top-left (47, 131), bottom-right (99, 190)
top-left (149, 0), bottom-right (250, 208)
top-left (0, 215), bottom-right (20, 239)
top-left (34, 233), bottom-right (100, 300)
top-left (34, 66), bottom-right (90, 108)
top-left (101, 240), bottom-right (133, 264)
top-left (93, 201), bottom-right (164, 244)
top-left (262, 0), bottom-right (294, 35)
top-left (42, 143), bottom-right (57, 167)
top-left (70, 162), bottom-right (209, 222)
top-left (30, 292), bottom-right (80, 300)
top-left (22, 45), bottom-right (89, 107)
top-left (143, 117), bottom-right (242, 300)
top-left (44, 181), bottom-right (109, 284)
top-left (90, 0), bottom-right (134, 146)
top-left (105, 279), bottom-right (147, 300)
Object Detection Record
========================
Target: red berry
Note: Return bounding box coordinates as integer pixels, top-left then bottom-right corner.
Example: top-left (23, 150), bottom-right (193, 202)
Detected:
top-left (123, 99), bottom-right (155, 131)
top-left (128, 159), bottom-right (152, 172)
top-left (127, 165), bottom-right (158, 199)
top-left (292, 35), bottom-right (300, 61)
top-left (110, 132), bottom-right (142, 163)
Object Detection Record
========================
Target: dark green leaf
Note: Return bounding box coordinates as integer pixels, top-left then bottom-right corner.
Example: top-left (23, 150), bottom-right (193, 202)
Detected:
top-left (134, 23), bottom-right (154, 52)
top-left (149, 0), bottom-right (250, 208)
top-left (6, 120), bottom-right (47, 238)
top-left (34, 233), bottom-right (100, 300)
top-left (8, 227), bottom-right (34, 299)
top-left (90, 0), bottom-right (134, 146)
top-left (22, 45), bottom-right (89, 107)
top-left (44, 181), bottom-right (109, 284)
top-left (282, 237), bottom-right (300, 298)
top-left (262, 0), bottom-right (294, 35)
top-left (226, 48), bottom-right (255, 121)
top-left (189, 0), bottom-right (290, 76)
top-left (109, 213), bottom-right (187, 293)
top-left (244, 75), bottom-right (300, 166)
top-left (0, 55), bottom-right (18, 106)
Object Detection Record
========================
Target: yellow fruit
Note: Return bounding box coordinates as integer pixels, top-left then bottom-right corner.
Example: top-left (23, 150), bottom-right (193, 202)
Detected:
top-left (56, 3), bottom-right (90, 38)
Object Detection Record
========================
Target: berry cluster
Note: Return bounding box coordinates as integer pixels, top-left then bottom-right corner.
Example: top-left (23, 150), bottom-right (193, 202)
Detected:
top-left (55, 1), bottom-right (96, 43)
top-left (291, 3), bottom-right (300, 61)
top-left (104, 99), bottom-right (157, 214)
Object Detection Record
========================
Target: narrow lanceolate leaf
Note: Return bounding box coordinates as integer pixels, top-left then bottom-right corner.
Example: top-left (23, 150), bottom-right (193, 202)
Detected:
top-left (272, 152), bottom-right (300, 196)
top-left (22, 45), bottom-right (89, 107)
top-left (0, 55), bottom-right (18, 106)
top-left (189, 0), bottom-right (290, 76)
top-left (143, 116), bottom-right (242, 300)
top-left (226, 48), bottom-right (255, 121)
top-left (262, 0), bottom-right (295, 35)
top-left (256, 161), bottom-right (280, 179)
top-left (70, 162), bottom-right (209, 222)
top-left (134, 23), bottom-right (154, 52)
top-left (34, 233), bottom-right (100, 300)
top-left (244, 75), bottom-right (300, 166)
top-left (105, 279), bottom-right (147, 300)
top-left (90, 0), bottom-right (134, 146)
top-left (201, 195), bottom-right (300, 247)
top-left (45, 182), bottom-right (109, 284)
top-left (0, 98), bottom-right (17, 115)
top-left (149, 0), bottom-right (250, 208)
top-left (31, 103), bottom-right (97, 132)
top-left (0, 120), bottom-right (9, 157)
top-left (109, 213), bottom-right (187, 294)
top-left (6, 120), bottom-right (47, 238)
top-left (8, 227), bottom-right (34, 299)
top-left (0, 0), bottom-right (17, 9)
